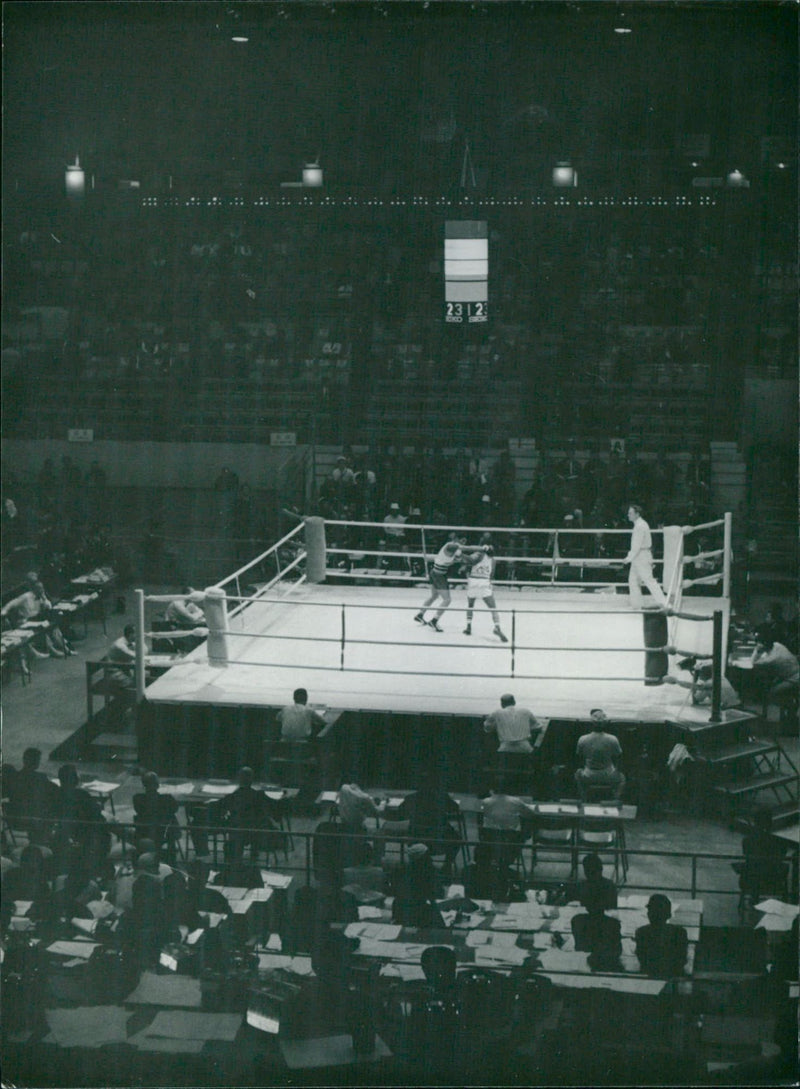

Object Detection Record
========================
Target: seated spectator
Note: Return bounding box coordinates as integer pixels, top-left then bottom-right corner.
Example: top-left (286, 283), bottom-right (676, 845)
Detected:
top-left (576, 852), bottom-right (618, 912)
top-left (52, 764), bottom-right (110, 873)
top-left (164, 587), bottom-right (205, 628)
top-left (5, 747), bottom-right (59, 845)
top-left (750, 627), bottom-right (799, 711)
top-left (337, 782), bottom-right (385, 829)
top-left (132, 772), bottom-right (179, 859)
top-left (733, 808), bottom-right (788, 899)
top-left (336, 783), bottom-right (385, 867)
top-left (1, 572), bottom-right (72, 658)
top-left (392, 844), bottom-right (447, 929)
top-left (764, 602), bottom-right (797, 655)
top-left (571, 888), bottom-right (622, 968)
top-left (480, 784), bottom-right (532, 871)
top-left (483, 693), bottom-right (542, 753)
top-left (277, 687), bottom-right (327, 741)
top-left (123, 853), bottom-right (171, 968)
top-left (174, 860), bottom-right (231, 928)
top-left (52, 846), bottom-right (103, 922)
top-left (213, 766), bottom-right (283, 863)
top-left (1, 844), bottom-right (52, 920)
top-left (574, 710), bottom-right (626, 801)
top-left (397, 773), bottom-right (461, 875)
top-left (634, 893), bottom-right (688, 977)
top-left (105, 624), bottom-right (137, 690)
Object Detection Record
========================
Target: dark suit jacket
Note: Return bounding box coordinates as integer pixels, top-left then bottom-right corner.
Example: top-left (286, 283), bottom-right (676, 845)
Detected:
top-left (635, 922), bottom-right (688, 976)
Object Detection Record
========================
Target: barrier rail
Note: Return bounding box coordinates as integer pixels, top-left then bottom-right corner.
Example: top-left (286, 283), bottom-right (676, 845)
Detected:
top-left (5, 814), bottom-right (749, 904)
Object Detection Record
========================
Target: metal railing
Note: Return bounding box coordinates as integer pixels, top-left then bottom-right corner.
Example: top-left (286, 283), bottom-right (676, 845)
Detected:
top-left (4, 815), bottom-right (749, 904)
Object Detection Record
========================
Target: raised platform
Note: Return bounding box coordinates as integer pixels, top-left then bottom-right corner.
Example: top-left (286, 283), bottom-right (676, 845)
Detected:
top-left (144, 583), bottom-right (726, 721)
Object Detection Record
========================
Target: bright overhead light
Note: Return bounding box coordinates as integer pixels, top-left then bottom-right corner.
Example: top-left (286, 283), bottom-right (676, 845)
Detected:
top-left (614, 26), bottom-right (632, 34)
top-left (232, 35), bottom-right (249, 42)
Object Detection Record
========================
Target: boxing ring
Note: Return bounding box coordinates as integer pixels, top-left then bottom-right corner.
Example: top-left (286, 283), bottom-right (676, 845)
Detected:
top-left (138, 514), bottom-right (732, 725)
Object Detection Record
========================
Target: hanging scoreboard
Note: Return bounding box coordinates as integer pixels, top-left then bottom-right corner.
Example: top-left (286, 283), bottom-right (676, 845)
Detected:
top-left (444, 220), bottom-right (488, 323)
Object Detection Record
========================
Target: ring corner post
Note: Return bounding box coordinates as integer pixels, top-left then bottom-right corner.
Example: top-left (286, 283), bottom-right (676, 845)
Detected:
top-left (722, 511), bottom-right (733, 602)
top-left (304, 515), bottom-right (327, 584)
top-left (204, 586), bottom-right (230, 667)
top-left (710, 609), bottom-right (723, 723)
top-left (135, 588), bottom-right (147, 702)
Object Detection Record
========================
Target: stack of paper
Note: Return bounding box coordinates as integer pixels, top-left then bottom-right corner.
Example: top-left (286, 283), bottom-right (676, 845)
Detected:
top-left (755, 899), bottom-right (799, 932)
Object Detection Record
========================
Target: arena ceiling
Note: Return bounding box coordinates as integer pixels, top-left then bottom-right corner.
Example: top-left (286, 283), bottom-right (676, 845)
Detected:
top-left (2, 1), bottom-right (796, 197)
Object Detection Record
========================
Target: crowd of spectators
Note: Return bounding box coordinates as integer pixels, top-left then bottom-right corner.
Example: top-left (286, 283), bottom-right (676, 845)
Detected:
top-left (316, 441), bottom-right (710, 528)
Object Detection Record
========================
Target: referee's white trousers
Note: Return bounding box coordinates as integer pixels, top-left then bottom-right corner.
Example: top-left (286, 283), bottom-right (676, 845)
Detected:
top-left (628, 555), bottom-right (667, 609)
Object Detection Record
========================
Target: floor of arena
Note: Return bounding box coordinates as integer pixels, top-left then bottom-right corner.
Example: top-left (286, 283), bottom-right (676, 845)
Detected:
top-left (145, 583), bottom-right (729, 723)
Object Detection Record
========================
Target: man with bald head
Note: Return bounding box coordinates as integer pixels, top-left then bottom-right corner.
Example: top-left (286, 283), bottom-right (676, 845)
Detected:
top-left (483, 693), bottom-right (542, 754)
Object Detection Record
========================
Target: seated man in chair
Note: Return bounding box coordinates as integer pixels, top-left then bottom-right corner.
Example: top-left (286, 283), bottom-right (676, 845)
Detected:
top-left (574, 709), bottom-right (626, 802)
top-left (133, 772), bottom-right (180, 860)
top-left (213, 766), bottom-right (283, 864)
top-left (634, 893), bottom-right (688, 977)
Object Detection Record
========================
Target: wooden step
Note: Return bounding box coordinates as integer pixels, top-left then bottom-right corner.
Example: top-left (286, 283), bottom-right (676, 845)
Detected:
top-left (703, 741), bottom-right (778, 765)
top-left (712, 773), bottom-right (798, 798)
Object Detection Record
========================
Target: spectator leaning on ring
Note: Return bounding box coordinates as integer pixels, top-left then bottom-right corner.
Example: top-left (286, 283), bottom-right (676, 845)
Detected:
top-left (277, 687), bottom-right (327, 741)
top-left (483, 693), bottom-right (542, 753)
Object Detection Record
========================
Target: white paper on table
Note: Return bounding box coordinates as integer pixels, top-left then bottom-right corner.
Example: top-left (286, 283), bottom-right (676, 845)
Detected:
top-left (160, 782), bottom-right (196, 796)
top-left (71, 917), bottom-right (98, 935)
top-left (258, 953), bottom-right (291, 971)
top-left (536, 950), bottom-right (592, 972)
top-left (288, 956), bottom-right (313, 976)
top-left (264, 791), bottom-right (285, 801)
top-left (488, 914), bottom-right (529, 929)
top-left (345, 922), bottom-right (401, 941)
top-left (220, 886), bottom-right (249, 901)
top-left (318, 791), bottom-right (339, 803)
top-left (380, 963), bottom-right (426, 981)
top-left (583, 805), bottom-right (618, 817)
top-left (466, 930), bottom-right (520, 948)
top-left (617, 894), bottom-right (650, 909)
top-left (540, 973), bottom-right (666, 995)
top-left (260, 871), bottom-right (292, 889)
top-left (358, 906), bottom-right (385, 920)
top-left (474, 944), bottom-right (528, 966)
top-left (87, 899), bottom-right (117, 920)
top-left (82, 780), bottom-right (120, 794)
top-left (198, 912), bottom-right (226, 929)
top-left (755, 899), bottom-right (799, 918)
top-left (231, 900), bottom-right (252, 915)
top-left (756, 914), bottom-right (796, 932)
top-left (201, 782), bottom-right (237, 795)
top-left (46, 940), bottom-right (99, 958)
top-left (246, 887), bottom-right (273, 902)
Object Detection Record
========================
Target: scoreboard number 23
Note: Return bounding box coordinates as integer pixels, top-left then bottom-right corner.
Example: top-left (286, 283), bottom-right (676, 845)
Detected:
top-left (445, 301), bottom-right (488, 323)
